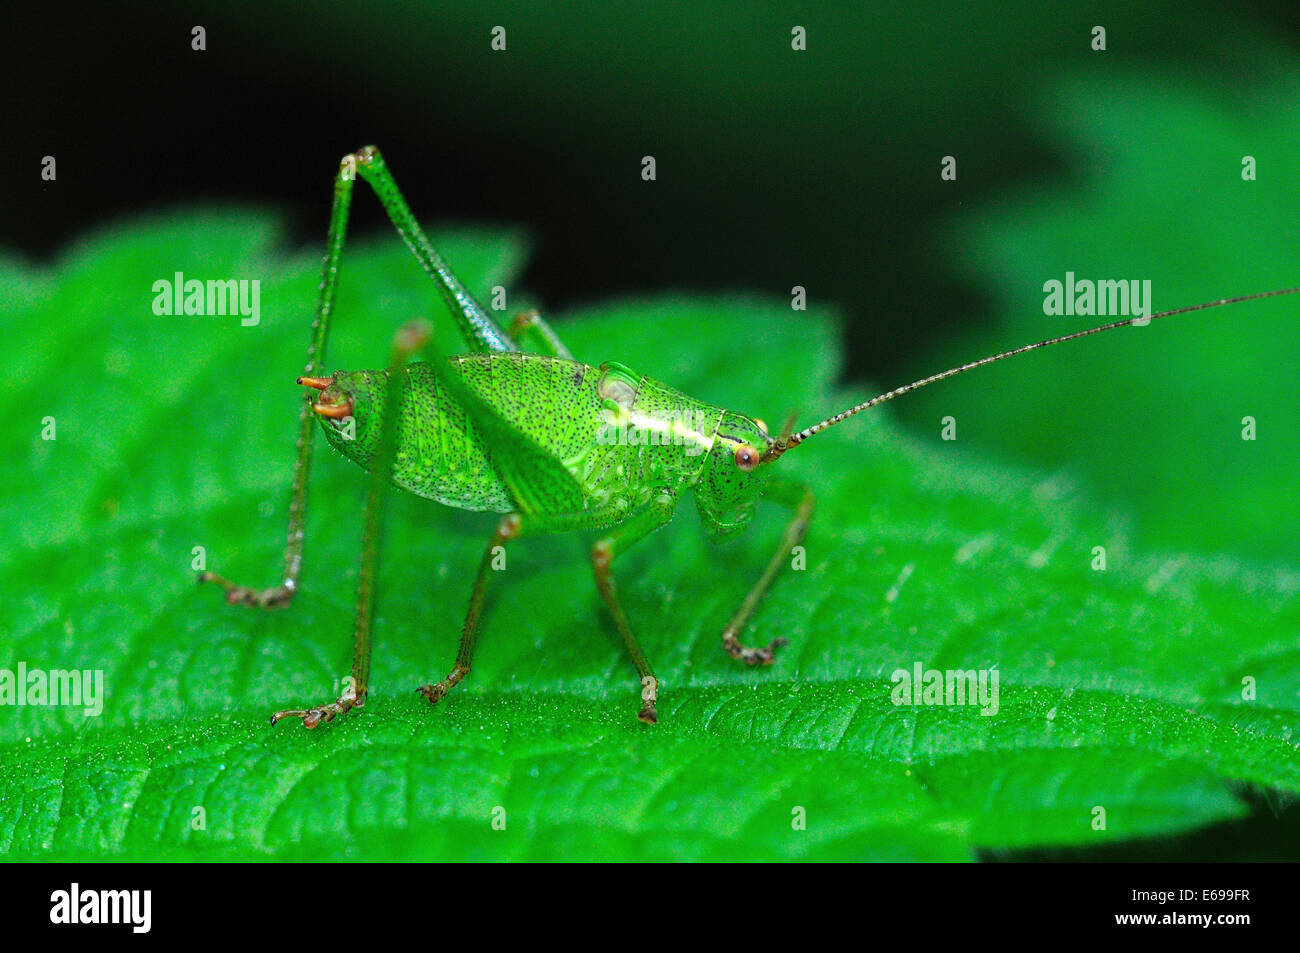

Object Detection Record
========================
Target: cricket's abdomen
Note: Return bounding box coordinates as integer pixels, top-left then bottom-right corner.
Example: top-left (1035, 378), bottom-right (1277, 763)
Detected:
top-left (397, 354), bottom-right (726, 520)
top-left (382, 355), bottom-right (613, 513)
top-left (385, 363), bottom-right (513, 511)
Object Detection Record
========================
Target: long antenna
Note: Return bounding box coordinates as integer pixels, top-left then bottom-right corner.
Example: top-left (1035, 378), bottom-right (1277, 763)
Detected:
top-left (762, 286), bottom-right (1300, 461)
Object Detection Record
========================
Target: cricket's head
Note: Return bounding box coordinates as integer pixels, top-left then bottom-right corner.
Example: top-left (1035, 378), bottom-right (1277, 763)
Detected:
top-left (695, 411), bottom-right (773, 539)
top-left (300, 369), bottom-right (392, 466)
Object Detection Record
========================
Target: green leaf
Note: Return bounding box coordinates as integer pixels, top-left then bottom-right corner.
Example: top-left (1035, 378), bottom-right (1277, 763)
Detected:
top-left (2, 209), bottom-right (1297, 862)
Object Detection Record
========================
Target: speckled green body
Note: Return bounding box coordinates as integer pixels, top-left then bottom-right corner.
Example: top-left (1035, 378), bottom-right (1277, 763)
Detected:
top-left (316, 352), bottom-right (773, 539)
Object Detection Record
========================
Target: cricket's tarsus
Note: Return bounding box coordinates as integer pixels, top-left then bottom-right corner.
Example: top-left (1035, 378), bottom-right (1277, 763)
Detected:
top-left (200, 143), bottom-right (1298, 729)
top-left (723, 631), bottom-right (788, 666)
top-left (270, 685), bottom-right (364, 729)
top-left (197, 570), bottom-right (294, 610)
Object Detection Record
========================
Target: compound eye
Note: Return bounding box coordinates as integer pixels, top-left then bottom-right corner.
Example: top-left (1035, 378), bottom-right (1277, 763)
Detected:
top-left (733, 444), bottom-right (759, 472)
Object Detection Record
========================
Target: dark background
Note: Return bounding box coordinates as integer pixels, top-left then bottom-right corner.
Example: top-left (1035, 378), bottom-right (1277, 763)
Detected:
top-left (5, 1), bottom-right (1298, 863)
top-left (8, 0), bottom-right (1298, 390)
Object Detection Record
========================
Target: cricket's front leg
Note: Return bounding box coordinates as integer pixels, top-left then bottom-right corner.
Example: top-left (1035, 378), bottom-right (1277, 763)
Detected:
top-left (721, 478), bottom-right (815, 666)
top-left (589, 491), bottom-right (678, 724)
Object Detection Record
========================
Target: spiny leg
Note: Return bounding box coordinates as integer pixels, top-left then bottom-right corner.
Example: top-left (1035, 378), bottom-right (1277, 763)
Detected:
top-left (416, 513), bottom-right (523, 706)
top-left (417, 493), bottom-right (678, 724)
top-left (351, 145), bottom-right (517, 354)
top-left (416, 502), bottom-right (645, 713)
top-left (271, 320), bottom-right (432, 728)
top-left (506, 308), bottom-right (575, 360)
top-left (202, 144), bottom-right (518, 609)
top-left (721, 478), bottom-right (815, 666)
top-left (199, 153), bottom-right (359, 609)
top-left (590, 491), bottom-right (678, 724)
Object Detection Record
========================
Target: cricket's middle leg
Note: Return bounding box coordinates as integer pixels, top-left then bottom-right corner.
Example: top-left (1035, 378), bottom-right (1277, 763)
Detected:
top-left (270, 320), bottom-right (430, 729)
top-left (418, 499), bottom-right (669, 719)
top-left (506, 308), bottom-right (575, 360)
top-left (417, 512), bottom-right (524, 706)
top-left (721, 478), bottom-right (815, 666)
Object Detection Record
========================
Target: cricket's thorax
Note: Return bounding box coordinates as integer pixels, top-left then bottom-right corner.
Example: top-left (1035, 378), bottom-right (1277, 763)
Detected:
top-left (324, 354), bottom-right (727, 521)
top-left (572, 360), bottom-right (727, 509)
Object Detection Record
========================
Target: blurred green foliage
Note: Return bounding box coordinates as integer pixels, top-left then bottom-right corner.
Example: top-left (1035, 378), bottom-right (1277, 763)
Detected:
top-left (900, 68), bottom-right (1300, 564)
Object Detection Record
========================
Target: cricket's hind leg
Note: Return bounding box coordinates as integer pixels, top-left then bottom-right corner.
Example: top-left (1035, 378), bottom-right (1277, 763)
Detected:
top-left (198, 152), bottom-right (364, 610)
top-left (201, 145), bottom-right (518, 611)
top-left (720, 478), bottom-right (815, 666)
top-left (352, 145), bottom-right (518, 355)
